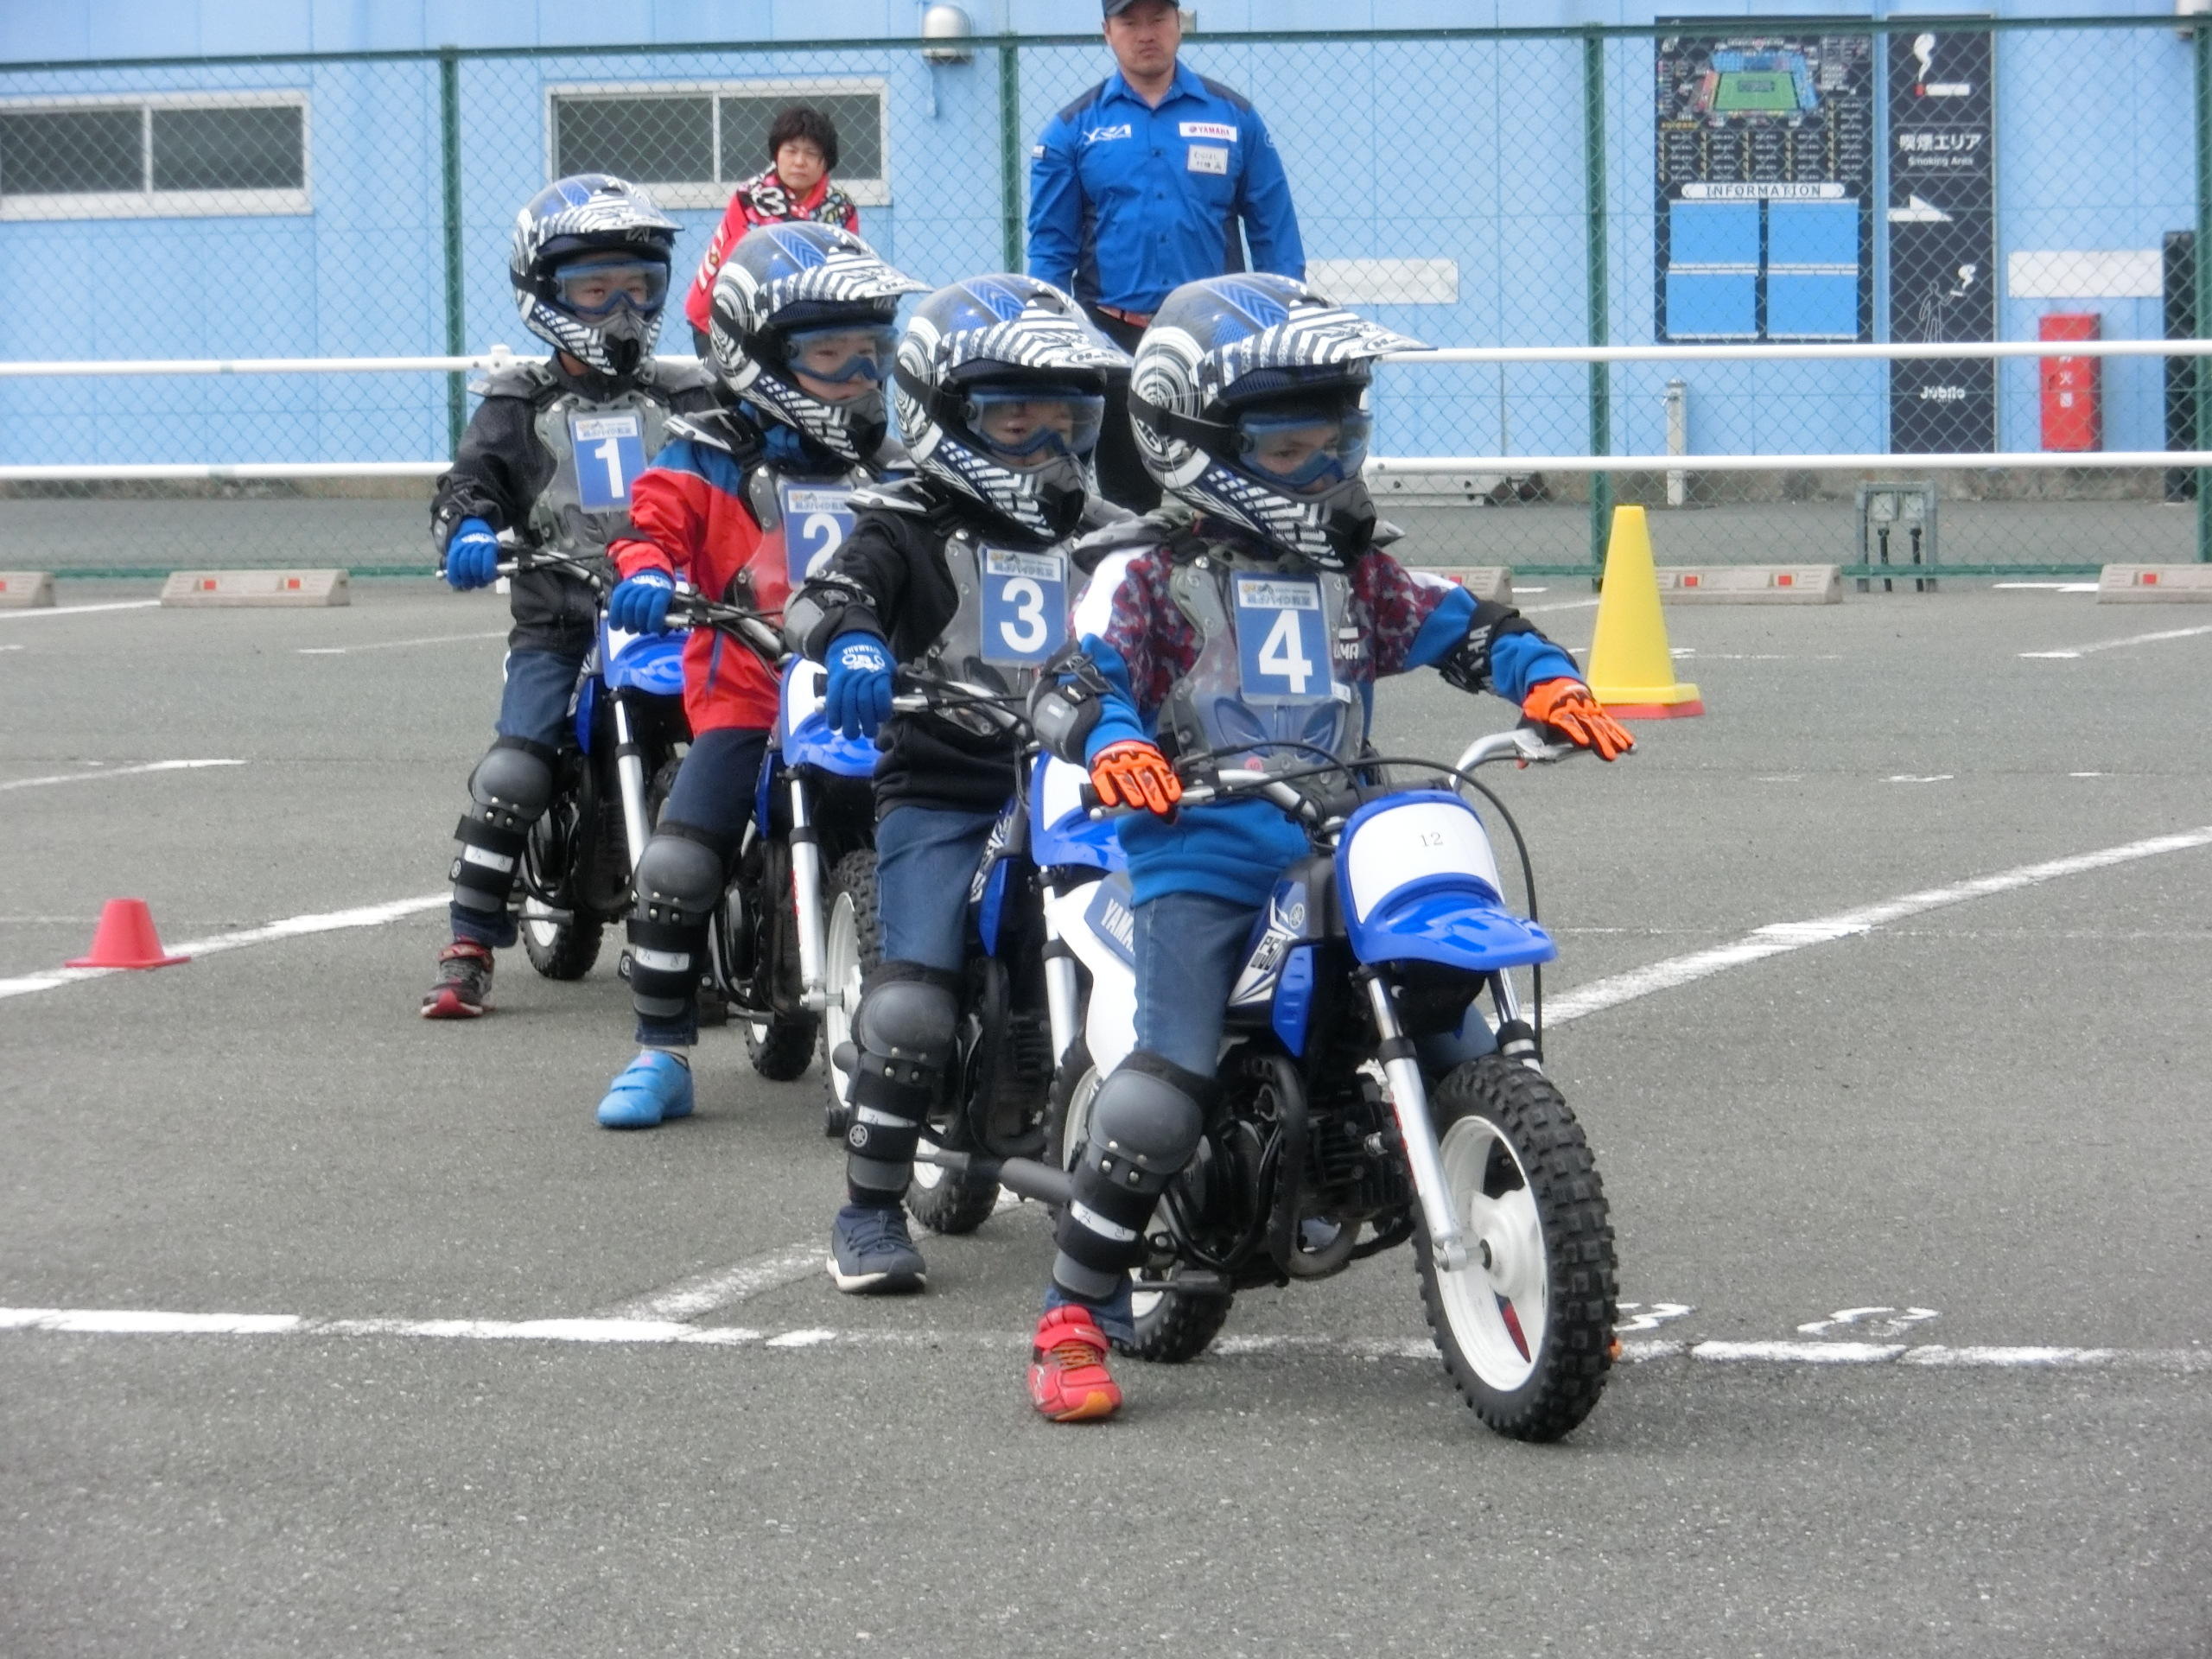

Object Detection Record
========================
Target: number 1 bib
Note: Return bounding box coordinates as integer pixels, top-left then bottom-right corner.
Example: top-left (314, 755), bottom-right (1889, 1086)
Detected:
top-left (1232, 572), bottom-right (1331, 701)
top-left (569, 412), bottom-right (645, 509)
top-left (778, 482), bottom-right (858, 584)
top-left (979, 546), bottom-right (1069, 666)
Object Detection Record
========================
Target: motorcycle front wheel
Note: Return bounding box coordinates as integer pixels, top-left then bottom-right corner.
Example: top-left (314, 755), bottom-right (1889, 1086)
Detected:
top-left (1415, 1055), bottom-right (1616, 1442)
top-left (518, 795), bottom-right (602, 980)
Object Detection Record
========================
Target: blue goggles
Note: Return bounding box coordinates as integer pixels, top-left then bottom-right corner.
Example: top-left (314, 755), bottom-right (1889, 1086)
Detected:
top-left (780, 324), bottom-right (898, 387)
top-left (963, 384), bottom-right (1106, 464)
top-left (1236, 406), bottom-right (1371, 493)
top-left (550, 257), bottom-right (670, 321)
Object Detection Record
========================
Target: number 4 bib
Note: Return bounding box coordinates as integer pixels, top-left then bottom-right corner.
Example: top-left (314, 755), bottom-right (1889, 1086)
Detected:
top-left (980, 547), bottom-right (1069, 666)
top-left (1233, 573), bottom-right (1331, 701)
top-left (569, 412), bottom-right (645, 509)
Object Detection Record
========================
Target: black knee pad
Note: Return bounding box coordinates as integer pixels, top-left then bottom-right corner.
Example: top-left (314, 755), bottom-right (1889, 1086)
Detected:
top-left (625, 821), bottom-right (729, 1017)
top-left (450, 736), bottom-right (555, 914)
top-left (1054, 1051), bottom-right (1215, 1277)
top-left (843, 963), bottom-right (959, 1188)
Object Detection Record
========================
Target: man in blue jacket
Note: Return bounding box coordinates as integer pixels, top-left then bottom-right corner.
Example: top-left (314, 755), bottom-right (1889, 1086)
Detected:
top-left (1027, 0), bottom-right (1305, 510)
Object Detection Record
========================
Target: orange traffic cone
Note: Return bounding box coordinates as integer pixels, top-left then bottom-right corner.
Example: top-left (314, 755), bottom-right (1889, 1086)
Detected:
top-left (66, 899), bottom-right (189, 969)
top-left (1586, 505), bottom-right (1705, 719)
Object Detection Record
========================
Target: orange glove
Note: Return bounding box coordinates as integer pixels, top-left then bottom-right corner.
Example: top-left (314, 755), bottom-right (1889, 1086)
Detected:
top-left (1521, 679), bottom-right (1636, 761)
top-left (1090, 739), bottom-right (1183, 816)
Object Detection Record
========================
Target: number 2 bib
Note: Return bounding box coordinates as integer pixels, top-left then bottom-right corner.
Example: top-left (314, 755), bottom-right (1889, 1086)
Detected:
top-left (777, 482), bottom-right (858, 584)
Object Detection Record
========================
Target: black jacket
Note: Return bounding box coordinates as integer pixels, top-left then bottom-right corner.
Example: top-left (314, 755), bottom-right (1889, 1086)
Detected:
top-left (430, 355), bottom-right (721, 656)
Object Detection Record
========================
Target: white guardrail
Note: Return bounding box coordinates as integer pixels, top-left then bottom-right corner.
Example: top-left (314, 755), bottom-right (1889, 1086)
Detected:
top-left (2, 340), bottom-right (2210, 482)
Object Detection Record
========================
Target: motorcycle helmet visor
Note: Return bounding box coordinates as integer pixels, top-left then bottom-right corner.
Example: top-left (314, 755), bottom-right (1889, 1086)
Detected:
top-left (1235, 399), bottom-right (1371, 495)
top-left (779, 323), bottom-right (899, 396)
top-left (550, 255), bottom-right (670, 321)
top-left (962, 383), bottom-right (1106, 470)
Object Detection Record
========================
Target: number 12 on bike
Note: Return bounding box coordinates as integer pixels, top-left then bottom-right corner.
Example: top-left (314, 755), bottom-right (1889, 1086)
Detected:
top-left (569, 412), bottom-right (644, 509)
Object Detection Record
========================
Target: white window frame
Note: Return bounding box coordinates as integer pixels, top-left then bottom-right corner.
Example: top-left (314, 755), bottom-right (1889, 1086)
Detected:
top-left (544, 79), bottom-right (891, 209)
top-left (0, 90), bottom-right (310, 221)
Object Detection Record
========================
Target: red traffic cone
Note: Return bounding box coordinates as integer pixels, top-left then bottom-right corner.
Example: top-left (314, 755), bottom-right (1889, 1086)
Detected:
top-left (66, 898), bottom-right (189, 969)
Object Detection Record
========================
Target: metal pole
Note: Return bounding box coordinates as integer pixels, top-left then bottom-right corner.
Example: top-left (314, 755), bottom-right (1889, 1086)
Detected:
top-left (2196, 22), bottom-right (2211, 559)
top-left (999, 41), bottom-right (1024, 272)
top-left (1584, 31), bottom-right (1612, 577)
top-left (440, 48), bottom-right (466, 454)
top-left (1664, 377), bottom-right (1688, 508)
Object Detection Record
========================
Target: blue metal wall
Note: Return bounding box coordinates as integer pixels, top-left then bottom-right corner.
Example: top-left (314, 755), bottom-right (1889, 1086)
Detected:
top-left (0, 2), bottom-right (2195, 465)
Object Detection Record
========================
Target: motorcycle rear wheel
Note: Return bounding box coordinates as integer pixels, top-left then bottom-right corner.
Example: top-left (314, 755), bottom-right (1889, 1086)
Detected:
top-left (1415, 1055), bottom-right (1616, 1442)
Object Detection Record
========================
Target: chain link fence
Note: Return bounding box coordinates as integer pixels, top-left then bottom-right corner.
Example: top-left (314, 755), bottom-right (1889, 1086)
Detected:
top-left (2, 16), bottom-right (2205, 579)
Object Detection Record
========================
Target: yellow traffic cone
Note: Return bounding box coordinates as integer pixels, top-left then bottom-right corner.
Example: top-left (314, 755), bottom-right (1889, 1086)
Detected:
top-left (1586, 505), bottom-right (1704, 719)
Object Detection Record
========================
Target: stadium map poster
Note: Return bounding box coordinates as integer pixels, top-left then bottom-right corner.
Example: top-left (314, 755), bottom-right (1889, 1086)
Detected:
top-left (1886, 27), bottom-right (1996, 452)
top-left (1656, 30), bottom-right (1874, 343)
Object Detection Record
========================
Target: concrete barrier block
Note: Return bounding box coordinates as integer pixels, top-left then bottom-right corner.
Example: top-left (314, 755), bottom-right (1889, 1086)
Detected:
top-left (160, 569), bottom-right (350, 607)
top-left (2097, 564), bottom-right (2212, 603)
top-left (1656, 565), bottom-right (1842, 604)
top-left (1408, 566), bottom-right (1513, 606)
top-left (0, 571), bottom-right (55, 608)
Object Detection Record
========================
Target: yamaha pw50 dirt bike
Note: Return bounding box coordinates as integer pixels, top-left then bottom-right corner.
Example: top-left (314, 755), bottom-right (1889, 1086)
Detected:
top-left (819, 676), bottom-right (1122, 1235)
top-left (499, 548), bottom-right (690, 980)
top-left (920, 727), bottom-right (1620, 1442)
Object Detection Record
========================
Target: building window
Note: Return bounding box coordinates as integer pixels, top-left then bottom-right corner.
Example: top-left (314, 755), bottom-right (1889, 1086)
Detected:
top-left (548, 82), bottom-right (889, 208)
top-left (0, 94), bottom-right (308, 219)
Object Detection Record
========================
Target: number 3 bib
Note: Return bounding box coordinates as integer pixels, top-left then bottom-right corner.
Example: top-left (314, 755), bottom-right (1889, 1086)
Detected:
top-left (979, 546), bottom-right (1069, 666)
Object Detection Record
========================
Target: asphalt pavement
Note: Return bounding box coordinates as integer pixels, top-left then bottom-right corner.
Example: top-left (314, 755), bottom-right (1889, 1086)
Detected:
top-left (2, 582), bottom-right (2207, 1656)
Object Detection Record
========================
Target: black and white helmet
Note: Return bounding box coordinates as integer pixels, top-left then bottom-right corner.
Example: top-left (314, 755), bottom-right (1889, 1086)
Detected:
top-left (708, 223), bottom-right (927, 465)
top-left (892, 275), bottom-right (1131, 543)
top-left (509, 175), bottom-right (680, 378)
top-left (1129, 274), bottom-right (1424, 567)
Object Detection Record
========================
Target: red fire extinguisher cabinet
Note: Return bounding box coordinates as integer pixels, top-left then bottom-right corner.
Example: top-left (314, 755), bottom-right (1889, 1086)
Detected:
top-left (2040, 312), bottom-right (2101, 452)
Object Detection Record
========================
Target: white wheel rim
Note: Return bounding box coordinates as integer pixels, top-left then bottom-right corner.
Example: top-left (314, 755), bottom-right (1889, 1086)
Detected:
top-left (1058, 1068), bottom-right (1160, 1319)
top-left (520, 895), bottom-right (560, 949)
top-left (1433, 1115), bottom-right (1547, 1392)
top-left (823, 892), bottom-right (861, 1107)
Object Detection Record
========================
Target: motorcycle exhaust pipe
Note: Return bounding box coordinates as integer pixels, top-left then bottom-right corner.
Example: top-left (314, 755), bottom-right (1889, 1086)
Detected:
top-left (913, 1147), bottom-right (1071, 1208)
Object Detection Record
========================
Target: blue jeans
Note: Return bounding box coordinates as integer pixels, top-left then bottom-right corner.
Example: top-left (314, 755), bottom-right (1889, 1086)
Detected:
top-left (632, 726), bottom-right (768, 1047)
top-left (1130, 888), bottom-right (1501, 1079)
top-left (451, 649), bottom-right (585, 946)
top-left (872, 802), bottom-right (1002, 972)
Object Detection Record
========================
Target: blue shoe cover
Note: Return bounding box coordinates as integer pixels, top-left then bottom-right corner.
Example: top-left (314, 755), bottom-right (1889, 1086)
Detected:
top-left (596, 1051), bottom-right (694, 1129)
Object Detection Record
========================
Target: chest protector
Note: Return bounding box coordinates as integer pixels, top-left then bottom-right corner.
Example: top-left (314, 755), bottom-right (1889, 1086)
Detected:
top-left (738, 463), bottom-right (870, 618)
top-left (1160, 545), bottom-right (1369, 781)
top-left (527, 382), bottom-right (677, 558)
top-left (924, 527), bottom-right (1074, 721)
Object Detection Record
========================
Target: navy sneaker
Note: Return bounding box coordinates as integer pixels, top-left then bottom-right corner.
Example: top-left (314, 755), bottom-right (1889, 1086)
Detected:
top-left (828, 1202), bottom-right (927, 1294)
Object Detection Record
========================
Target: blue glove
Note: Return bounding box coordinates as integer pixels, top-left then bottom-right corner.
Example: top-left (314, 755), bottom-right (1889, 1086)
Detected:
top-left (607, 568), bottom-right (677, 634)
top-left (823, 632), bottom-right (894, 740)
top-left (442, 518), bottom-right (499, 591)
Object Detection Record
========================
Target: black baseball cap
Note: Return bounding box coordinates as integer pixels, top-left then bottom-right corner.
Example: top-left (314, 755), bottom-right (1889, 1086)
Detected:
top-left (1103, 0), bottom-right (1168, 16)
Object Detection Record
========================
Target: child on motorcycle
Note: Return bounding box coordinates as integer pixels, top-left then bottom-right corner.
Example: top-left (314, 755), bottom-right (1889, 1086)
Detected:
top-left (1020, 273), bottom-right (1635, 1421)
top-left (588, 223), bottom-right (925, 1128)
top-left (423, 175), bottom-right (718, 1020)
top-left (784, 275), bottom-right (1132, 1292)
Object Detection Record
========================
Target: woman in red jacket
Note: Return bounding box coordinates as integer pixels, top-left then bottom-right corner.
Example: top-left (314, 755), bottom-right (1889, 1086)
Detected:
top-left (683, 105), bottom-right (861, 353)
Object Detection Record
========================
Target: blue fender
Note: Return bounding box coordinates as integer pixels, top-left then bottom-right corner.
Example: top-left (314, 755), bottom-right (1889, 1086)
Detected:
top-left (604, 629), bottom-right (688, 697)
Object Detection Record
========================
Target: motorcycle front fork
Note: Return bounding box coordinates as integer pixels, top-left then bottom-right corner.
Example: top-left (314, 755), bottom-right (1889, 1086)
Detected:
top-left (1357, 966), bottom-right (1471, 1274)
top-left (1039, 880), bottom-right (1082, 1066)
top-left (786, 775), bottom-right (830, 1013)
top-left (609, 691), bottom-right (654, 875)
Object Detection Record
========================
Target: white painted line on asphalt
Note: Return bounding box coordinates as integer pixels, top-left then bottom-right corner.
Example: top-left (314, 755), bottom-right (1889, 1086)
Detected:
top-left (0, 758), bottom-right (244, 792)
top-left (1993, 582), bottom-right (2098, 594)
top-left (1884, 773), bottom-right (1954, 784)
top-left (0, 600), bottom-right (161, 622)
top-left (1521, 597), bottom-right (1601, 615)
top-left (2021, 623), bottom-right (2212, 659)
top-left (1545, 822), bottom-right (2212, 1027)
top-left (0, 893), bottom-right (447, 1002)
top-left (600, 1243), bottom-right (823, 1322)
top-left (296, 630), bottom-right (507, 656)
top-left (3, 1307), bottom-right (2207, 1372)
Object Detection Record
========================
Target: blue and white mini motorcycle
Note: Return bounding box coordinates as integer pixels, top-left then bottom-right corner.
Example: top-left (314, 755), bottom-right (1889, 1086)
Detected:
top-left (505, 549), bottom-right (691, 981)
top-left (925, 727), bottom-right (1619, 1442)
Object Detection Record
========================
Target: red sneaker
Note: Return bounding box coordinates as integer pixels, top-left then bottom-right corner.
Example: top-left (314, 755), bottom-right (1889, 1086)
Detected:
top-left (421, 940), bottom-right (494, 1019)
top-left (1027, 1305), bottom-right (1122, 1423)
